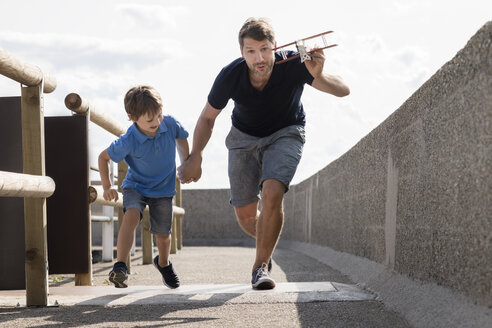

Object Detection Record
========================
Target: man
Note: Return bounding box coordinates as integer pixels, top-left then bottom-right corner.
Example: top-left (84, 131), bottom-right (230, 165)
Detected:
top-left (178, 17), bottom-right (349, 289)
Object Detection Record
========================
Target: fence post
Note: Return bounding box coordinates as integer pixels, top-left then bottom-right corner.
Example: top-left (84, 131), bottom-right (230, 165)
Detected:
top-left (101, 161), bottom-right (115, 262)
top-left (142, 209), bottom-right (153, 264)
top-left (117, 162), bottom-right (130, 272)
top-left (74, 111), bottom-right (92, 286)
top-left (21, 84), bottom-right (49, 307)
top-left (175, 178), bottom-right (183, 250)
top-left (170, 212), bottom-right (177, 254)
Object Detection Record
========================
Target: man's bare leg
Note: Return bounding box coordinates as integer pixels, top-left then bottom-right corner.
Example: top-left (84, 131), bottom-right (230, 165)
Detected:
top-left (233, 179), bottom-right (284, 271)
top-left (253, 179), bottom-right (284, 270)
top-left (234, 201), bottom-right (259, 238)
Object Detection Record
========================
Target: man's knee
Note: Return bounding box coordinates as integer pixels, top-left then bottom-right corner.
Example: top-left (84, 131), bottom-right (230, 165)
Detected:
top-left (261, 179), bottom-right (285, 206)
top-left (234, 202), bottom-right (258, 221)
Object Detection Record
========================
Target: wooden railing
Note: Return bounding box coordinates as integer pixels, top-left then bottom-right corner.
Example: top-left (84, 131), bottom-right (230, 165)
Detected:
top-left (0, 47), bottom-right (184, 307)
top-left (0, 47), bottom-right (57, 307)
top-left (0, 171), bottom-right (55, 198)
top-left (65, 93), bottom-right (185, 271)
top-left (0, 48), bottom-right (56, 93)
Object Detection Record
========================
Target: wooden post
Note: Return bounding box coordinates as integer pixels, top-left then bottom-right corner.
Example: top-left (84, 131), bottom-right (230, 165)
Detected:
top-left (169, 181), bottom-right (179, 255)
top-left (21, 84), bottom-right (48, 307)
top-left (101, 162), bottom-right (115, 262)
top-left (175, 179), bottom-right (183, 250)
top-left (74, 112), bottom-right (92, 286)
top-left (117, 162), bottom-right (130, 273)
top-left (141, 209), bottom-right (153, 264)
top-left (170, 213), bottom-right (177, 254)
top-left (176, 213), bottom-right (183, 250)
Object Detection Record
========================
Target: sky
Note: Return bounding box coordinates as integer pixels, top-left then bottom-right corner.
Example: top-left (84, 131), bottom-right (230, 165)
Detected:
top-left (0, 0), bottom-right (490, 189)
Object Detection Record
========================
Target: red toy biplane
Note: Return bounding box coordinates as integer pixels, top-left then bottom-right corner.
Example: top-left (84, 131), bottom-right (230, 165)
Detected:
top-left (273, 31), bottom-right (337, 64)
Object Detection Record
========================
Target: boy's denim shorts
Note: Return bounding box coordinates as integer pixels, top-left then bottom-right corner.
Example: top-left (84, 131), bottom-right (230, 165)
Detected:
top-left (225, 124), bottom-right (305, 207)
top-left (122, 188), bottom-right (173, 236)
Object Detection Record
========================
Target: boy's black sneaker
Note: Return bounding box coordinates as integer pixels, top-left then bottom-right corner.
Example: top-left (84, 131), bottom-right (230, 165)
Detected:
top-left (109, 261), bottom-right (128, 288)
top-left (153, 255), bottom-right (180, 289)
top-left (251, 262), bottom-right (275, 290)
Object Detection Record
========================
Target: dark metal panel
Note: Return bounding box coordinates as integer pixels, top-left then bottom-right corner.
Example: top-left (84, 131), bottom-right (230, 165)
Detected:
top-left (0, 96), bottom-right (26, 290)
top-left (45, 115), bottom-right (90, 274)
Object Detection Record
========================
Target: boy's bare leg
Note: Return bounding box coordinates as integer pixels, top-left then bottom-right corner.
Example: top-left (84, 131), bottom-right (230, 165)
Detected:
top-left (116, 208), bottom-right (140, 263)
top-left (155, 234), bottom-right (171, 266)
top-left (252, 179), bottom-right (284, 271)
top-left (154, 233), bottom-right (180, 288)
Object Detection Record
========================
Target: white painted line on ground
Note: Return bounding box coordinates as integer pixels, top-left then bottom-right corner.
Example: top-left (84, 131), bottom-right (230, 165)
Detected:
top-left (0, 282), bottom-right (375, 307)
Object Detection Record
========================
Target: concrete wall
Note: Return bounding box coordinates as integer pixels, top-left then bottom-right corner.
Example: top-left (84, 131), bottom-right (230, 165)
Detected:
top-left (182, 22), bottom-right (491, 306)
top-left (182, 189), bottom-right (245, 242)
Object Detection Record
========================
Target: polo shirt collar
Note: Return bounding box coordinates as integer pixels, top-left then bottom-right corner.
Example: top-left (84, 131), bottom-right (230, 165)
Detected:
top-left (131, 121), bottom-right (168, 144)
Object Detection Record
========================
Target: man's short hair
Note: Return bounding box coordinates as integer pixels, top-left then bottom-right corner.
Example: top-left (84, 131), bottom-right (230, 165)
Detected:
top-left (238, 17), bottom-right (275, 50)
top-left (124, 85), bottom-right (162, 119)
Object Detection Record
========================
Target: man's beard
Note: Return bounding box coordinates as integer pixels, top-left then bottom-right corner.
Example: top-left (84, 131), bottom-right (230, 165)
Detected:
top-left (250, 60), bottom-right (274, 77)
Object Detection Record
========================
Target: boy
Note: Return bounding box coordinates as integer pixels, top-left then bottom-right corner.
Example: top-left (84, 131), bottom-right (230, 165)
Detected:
top-left (98, 85), bottom-right (189, 288)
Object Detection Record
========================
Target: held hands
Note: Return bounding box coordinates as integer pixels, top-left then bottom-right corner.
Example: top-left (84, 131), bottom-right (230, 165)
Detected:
top-left (177, 153), bottom-right (202, 184)
top-left (103, 188), bottom-right (119, 202)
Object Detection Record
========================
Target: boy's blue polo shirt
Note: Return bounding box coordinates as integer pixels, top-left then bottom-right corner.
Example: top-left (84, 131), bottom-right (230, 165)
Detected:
top-left (107, 115), bottom-right (188, 198)
top-left (207, 50), bottom-right (314, 138)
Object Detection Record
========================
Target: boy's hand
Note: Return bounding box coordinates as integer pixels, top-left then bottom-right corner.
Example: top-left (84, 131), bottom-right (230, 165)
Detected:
top-left (103, 188), bottom-right (119, 202)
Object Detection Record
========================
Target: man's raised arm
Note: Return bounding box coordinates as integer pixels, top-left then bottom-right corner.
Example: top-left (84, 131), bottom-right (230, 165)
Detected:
top-left (305, 48), bottom-right (350, 97)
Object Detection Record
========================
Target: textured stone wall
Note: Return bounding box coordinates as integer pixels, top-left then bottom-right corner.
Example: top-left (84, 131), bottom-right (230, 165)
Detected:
top-left (182, 189), bottom-right (244, 241)
top-left (182, 21), bottom-right (491, 306)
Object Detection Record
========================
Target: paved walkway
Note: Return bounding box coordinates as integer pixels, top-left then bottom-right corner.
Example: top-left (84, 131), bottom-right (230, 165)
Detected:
top-left (0, 245), bottom-right (412, 327)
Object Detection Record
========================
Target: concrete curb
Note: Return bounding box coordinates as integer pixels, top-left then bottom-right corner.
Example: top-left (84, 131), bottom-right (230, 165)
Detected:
top-left (278, 240), bottom-right (492, 328)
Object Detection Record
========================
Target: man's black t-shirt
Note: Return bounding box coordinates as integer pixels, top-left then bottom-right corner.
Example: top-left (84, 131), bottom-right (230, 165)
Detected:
top-left (207, 51), bottom-right (314, 137)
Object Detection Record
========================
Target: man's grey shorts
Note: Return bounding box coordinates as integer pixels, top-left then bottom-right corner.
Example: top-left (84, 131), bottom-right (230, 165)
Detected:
top-left (122, 188), bottom-right (173, 236)
top-left (225, 124), bottom-right (305, 207)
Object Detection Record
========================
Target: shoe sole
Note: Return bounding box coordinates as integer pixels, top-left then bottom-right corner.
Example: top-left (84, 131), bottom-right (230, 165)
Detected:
top-left (163, 281), bottom-right (180, 289)
top-left (252, 277), bottom-right (276, 290)
top-left (109, 271), bottom-right (128, 288)
top-left (153, 262), bottom-right (180, 289)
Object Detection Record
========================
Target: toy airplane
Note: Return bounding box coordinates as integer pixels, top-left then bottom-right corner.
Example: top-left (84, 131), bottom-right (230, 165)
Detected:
top-left (273, 31), bottom-right (338, 64)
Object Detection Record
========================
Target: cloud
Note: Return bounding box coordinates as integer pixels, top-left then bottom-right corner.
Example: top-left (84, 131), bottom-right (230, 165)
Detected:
top-left (0, 31), bottom-right (184, 72)
top-left (339, 34), bottom-right (430, 112)
top-left (0, 30), bottom-right (189, 119)
top-left (117, 3), bottom-right (188, 29)
top-left (357, 34), bottom-right (385, 54)
top-left (387, 1), bottom-right (421, 14)
top-left (392, 46), bottom-right (429, 88)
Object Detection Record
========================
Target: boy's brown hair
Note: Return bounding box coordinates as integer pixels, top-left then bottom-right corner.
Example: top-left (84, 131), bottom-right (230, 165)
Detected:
top-left (124, 85), bottom-right (163, 120)
top-left (238, 17), bottom-right (275, 50)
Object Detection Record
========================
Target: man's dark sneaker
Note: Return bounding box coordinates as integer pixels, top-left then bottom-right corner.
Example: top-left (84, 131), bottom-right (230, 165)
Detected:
top-left (109, 261), bottom-right (128, 288)
top-left (153, 255), bottom-right (180, 289)
top-left (268, 258), bottom-right (272, 273)
top-left (252, 262), bottom-right (276, 290)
